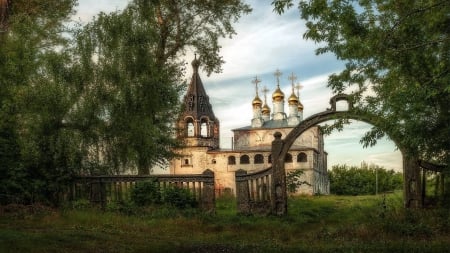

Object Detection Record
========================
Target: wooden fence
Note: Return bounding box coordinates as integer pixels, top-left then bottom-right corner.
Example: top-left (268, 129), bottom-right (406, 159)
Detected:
top-left (235, 167), bottom-right (273, 215)
top-left (68, 169), bottom-right (215, 212)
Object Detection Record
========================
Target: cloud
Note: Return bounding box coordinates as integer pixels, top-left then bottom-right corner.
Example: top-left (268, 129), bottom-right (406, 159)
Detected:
top-left (74, 0), bottom-right (403, 171)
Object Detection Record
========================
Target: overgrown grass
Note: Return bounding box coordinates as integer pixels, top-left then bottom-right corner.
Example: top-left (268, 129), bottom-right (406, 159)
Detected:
top-left (1, 192), bottom-right (450, 252)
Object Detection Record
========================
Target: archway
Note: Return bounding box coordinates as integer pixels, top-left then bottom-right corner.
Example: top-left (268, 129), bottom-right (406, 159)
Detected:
top-left (270, 94), bottom-right (422, 215)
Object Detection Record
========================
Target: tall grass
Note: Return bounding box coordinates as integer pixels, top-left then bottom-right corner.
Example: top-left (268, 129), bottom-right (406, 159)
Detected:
top-left (1, 192), bottom-right (449, 252)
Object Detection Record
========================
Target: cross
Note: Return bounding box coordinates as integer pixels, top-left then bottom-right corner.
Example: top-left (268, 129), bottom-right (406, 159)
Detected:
top-left (288, 73), bottom-right (297, 92)
top-left (262, 86), bottom-right (270, 103)
top-left (252, 76), bottom-right (261, 96)
top-left (274, 69), bottom-right (282, 87)
top-left (295, 82), bottom-right (303, 97)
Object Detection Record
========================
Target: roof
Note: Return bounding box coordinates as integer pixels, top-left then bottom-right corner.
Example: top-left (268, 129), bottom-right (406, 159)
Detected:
top-left (232, 119), bottom-right (291, 131)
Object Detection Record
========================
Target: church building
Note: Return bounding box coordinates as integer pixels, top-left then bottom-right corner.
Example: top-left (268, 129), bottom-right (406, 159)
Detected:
top-left (169, 57), bottom-right (329, 195)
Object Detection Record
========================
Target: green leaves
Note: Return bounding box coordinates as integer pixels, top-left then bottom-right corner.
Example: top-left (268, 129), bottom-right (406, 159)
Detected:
top-left (274, 0), bottom-right (450, 166)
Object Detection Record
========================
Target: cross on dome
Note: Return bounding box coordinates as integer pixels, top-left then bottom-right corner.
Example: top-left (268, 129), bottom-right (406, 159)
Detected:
top-left (295, 83), bottom-right (303, 97)
top-left (274, 69), bottom-right (282, 87)
top-left (252, 76), bottom-right (261, 96)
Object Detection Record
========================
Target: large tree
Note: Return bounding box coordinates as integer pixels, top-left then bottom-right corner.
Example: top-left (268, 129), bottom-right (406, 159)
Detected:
top-left (72, 0), bottom-right (251, 174)
top-left (272, 0), bottom-right (450, 167)
top-left (0, 0), bottom-right (250, 204)
top-left (0, 0), bottom-right (78, 204)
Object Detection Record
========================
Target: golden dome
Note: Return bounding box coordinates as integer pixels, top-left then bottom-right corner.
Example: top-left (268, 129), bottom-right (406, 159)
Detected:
top-left (298, 101), bottom-right (304, 111)
top-left (262, 103), bottom-right (271, 114)
top-left (288, 92), bottom-right (299, 105)
top-left (272, 86), bottom-right (284, 101)
top-left (252, 96), bottom-right (262, 107)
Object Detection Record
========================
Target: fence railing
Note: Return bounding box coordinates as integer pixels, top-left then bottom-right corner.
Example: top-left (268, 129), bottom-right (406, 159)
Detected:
top-left (235, 167), bottom-right (272, 215)
top-left (69, 169), bottom-right (215, 212)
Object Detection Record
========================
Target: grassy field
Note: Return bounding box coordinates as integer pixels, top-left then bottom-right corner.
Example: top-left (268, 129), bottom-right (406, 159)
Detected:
top-left (1, 192), bottom-right (450, 253)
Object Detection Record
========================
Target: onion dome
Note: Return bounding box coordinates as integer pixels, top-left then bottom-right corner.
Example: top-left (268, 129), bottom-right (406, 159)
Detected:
top-left (252, 95), bottom-right (262, 107)
top-left (262, 103), bottom-right (271, 115)
top-left (298, 101), bottom-right (304, 111)
top-left (272, 86), bottom-right (285, 102)
top-left (288, 92), bottom-right (299, 105)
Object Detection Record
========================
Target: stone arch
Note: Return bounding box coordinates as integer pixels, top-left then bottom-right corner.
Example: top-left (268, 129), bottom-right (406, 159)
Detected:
top-left (273, 93), bottom-right (422, 209)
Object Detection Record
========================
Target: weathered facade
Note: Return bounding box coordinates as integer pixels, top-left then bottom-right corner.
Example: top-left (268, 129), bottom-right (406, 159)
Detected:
top-left (169, 58), bottom-right (329, 195)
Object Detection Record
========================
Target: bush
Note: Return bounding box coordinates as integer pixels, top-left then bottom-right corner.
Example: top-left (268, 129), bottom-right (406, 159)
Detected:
top-left (130, 180), bottom-right (161, 206)
top-left (130, 181), bottom-right (197, 209)
top-left (162, 186), bottom-right (197, 209)
top-left (330, 163), bottom-right (403, 195)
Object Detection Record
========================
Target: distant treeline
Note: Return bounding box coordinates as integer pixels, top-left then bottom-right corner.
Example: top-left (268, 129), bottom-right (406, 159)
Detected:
top-left (329, 163), bottom-right (403, 195)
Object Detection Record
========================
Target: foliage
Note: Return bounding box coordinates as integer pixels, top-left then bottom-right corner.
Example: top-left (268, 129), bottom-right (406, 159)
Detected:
top-left (0, 0), bottom-right (78, 205)
top-left (2, 194), bottom-right (450, 252)
top-left (162, 186), bottom-right (197, 208)
top-left (286, 169), bottom-right (310, 194)
top-left (0, 0), bottom-right (250, 205)
top-left (272, 0), bottom-right (450, 167)
top-left (329, 163), bottom-right (403, 195)
top-left (130, 181), bottom-right (162, 206)
top-left (130, 181), bottom-right (197, 208)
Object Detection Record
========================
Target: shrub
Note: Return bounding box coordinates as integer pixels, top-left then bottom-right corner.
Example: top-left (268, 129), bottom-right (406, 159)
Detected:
top-left (162, 186), bottom-right (197, 209)
top-left (329, 163), bottom-right (403, 195)
top-left (130, 180), bottom-right (161, 206)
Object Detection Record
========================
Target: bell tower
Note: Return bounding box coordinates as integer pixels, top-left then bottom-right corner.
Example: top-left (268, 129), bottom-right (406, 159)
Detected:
top-left (177, 56), bottom-right (220, 149)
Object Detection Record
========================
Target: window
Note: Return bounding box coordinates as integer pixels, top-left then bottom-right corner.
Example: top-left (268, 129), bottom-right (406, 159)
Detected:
top-left (268, 154), bottom-right (272, 164)
top-left (240, 155), bottom-right (250, 164)
top-left (200, 118), bottom-right (208, 137)
top-left (297, 152), bottom-right (307, 163)
top-left (212, 159), bottom-right (216, 164)
top-left (254, 154), bottom-right (264, 164)
top-left (285, 153), bottom-right (293, 163)
top-left (228, 156), bottom-right (236, 165)
top-left (186, 118), bottom-right (194, 137)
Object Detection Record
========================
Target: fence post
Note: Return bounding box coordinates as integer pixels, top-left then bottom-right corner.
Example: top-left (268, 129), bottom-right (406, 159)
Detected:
top-left (201, 169), bottom-right (215, 213)
top-left (271, 131), bottom-right (287, 215)
top-left (90, 178), bottom-right (106, 209)
top-left (235, 169), bottom-right (250, 214)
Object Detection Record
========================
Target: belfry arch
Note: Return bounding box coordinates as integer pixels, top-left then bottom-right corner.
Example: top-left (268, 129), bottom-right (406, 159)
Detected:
top-left (271, 94), bottom-right (423, 215)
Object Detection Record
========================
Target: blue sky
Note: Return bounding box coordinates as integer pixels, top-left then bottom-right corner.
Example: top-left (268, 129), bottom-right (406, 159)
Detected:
top-left (75, 0), bottom-right (402, 171)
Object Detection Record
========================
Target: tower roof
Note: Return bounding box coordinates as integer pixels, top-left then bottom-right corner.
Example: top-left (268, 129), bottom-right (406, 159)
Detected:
top-left (181, 56), bottom-right (217, 120)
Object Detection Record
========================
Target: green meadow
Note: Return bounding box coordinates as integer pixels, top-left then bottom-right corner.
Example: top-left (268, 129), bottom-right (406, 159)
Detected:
top-left (1, 192), bottom-right (450, 253)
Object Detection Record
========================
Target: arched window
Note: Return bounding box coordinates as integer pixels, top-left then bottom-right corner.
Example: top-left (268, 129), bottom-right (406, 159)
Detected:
top-left (228, 156), bottom-right (236, 165)
top-left (297, 152), bottom-right (307, 163)
top-left (186, 118), bottom-right (194, 137)
top-left (254, 154), bottom-right (264, 164)
top-left (200, 118), bottom-right (208, 137)
top-left (240, 155), bottom-right (250, 164)
top-left (285, 153), bottom-right (293, 163)
top-left (184, 159), bottom-right (189, 165)
top-left (268, 154), bottom-right (272, 164)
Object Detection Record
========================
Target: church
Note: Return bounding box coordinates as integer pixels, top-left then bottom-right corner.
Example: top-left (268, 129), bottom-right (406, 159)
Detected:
top-left (169, 57), bottom-right (329, 195)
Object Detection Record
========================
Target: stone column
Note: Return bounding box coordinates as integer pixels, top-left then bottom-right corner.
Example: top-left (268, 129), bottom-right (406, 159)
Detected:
top-left (201, 169), bottom-right (215, 213)
top-left (403, 155), bottom-right (422, 208)
top-left (235, 169), bottom-right (250, 214)
top-left (271, 132), bottom-right (287, 215)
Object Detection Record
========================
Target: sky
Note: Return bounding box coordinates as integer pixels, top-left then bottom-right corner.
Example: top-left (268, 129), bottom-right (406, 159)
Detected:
top-left (75, 0), bottom-right (403, 171)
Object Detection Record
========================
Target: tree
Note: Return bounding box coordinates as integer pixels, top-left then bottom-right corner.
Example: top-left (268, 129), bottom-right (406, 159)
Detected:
top-left (329, 163), bottom-right (403, 195)
top-left (72, 0), bottom-right (251, 174)
top-left (272, 0), bottom-right (450, 167)
top-left (0, 0), bottom-right (250, 205)
top-left (0, 0), bottom-right (78, 204)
